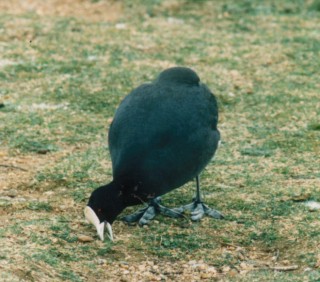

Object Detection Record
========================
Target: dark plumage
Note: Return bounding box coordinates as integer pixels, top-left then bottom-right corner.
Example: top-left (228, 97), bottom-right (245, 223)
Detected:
top-left (85, 67), bottom-right (223, 240)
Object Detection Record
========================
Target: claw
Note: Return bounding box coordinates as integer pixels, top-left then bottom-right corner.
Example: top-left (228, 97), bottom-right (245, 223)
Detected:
top-left (204, 204), bottom-right (224, 219)
top-left (122, 207), bottom-right (147, 223)
top-left (121, 197), bottom-right (184, 225)
top-left (191, 203), bottom-right (205, 221)
top-left (182, 202), bottom-right (197, 212)
top-left (176, 200), bottom-right (224, 221)
top-left (139, 206), bottom-right (156, 225)
top-left (158, 205), bottom-right (183, 218)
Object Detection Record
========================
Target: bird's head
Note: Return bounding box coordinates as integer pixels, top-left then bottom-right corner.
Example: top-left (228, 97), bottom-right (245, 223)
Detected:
top-left (84, 183), bottom-right (123, 241)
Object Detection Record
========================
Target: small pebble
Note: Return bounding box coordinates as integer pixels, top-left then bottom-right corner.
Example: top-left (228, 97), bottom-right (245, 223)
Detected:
top-left (3, 189), bottom-right (18, 197)
top-left (97, 258), bottom-right (106, 265)
top-left (115, 23), bottom-right (126, 29)
top-left (305, 201), bottom-right (320, 211)
top-left (222, 265), bottom-right (231, 273)
top-left (78, 234), bottom-right (94, 242)
top-left (207, 266), bottom-right (217, 273)
top-left (167, 17), bottom-right (184, 24)
top-left (201, 273), bottom-right (212, 279)
top-left (198, 264), bottom-right (207, 270)
top-left (229, 269), bottom-right (238, 277)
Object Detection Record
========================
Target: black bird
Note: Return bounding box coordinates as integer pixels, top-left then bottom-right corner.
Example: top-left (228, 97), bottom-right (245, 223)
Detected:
top-left (85, 67), bottom-right (223, 241)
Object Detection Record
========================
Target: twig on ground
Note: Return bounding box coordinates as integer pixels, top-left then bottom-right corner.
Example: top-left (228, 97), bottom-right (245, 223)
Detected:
top-left (0, 164), bottom-right (28, 171)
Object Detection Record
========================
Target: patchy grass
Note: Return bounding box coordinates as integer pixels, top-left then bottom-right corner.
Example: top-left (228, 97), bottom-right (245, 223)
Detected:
top-left (0, 0), bottom-right (320, 281)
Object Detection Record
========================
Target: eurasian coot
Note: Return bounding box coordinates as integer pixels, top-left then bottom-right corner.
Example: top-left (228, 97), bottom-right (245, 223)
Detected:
top-left (85, 67), bottom-right (223, 241)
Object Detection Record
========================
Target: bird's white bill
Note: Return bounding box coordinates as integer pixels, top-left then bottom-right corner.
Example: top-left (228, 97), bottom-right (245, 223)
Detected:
top-left (84, 206), bottom-right (113, 241)
top-left (106, 222), bottom-right (113, 241)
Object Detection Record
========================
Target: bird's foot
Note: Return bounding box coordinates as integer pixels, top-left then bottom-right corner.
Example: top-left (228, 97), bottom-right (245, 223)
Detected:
top-left (177, 200), bottom-right (224, 221)
top-left (122, 197), bottom-right (183, 225)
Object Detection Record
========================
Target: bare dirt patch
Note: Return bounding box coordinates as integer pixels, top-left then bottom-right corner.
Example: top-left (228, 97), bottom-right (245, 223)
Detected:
top-left (1, 151), bottom-right (41, 190)
top-left (0, 149), bottom-right (64, 190)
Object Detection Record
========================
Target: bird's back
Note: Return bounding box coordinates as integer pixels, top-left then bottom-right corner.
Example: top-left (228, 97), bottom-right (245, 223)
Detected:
top-left (108, 68), bottom-right (220, 201)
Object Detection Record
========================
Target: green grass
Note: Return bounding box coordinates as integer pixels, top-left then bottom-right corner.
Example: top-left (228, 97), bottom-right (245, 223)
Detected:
top-left (1, 0), bottom-right (320, 281)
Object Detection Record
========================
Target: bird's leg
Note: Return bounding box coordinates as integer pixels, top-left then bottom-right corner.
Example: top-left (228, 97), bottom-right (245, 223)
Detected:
top-left (122, 197), bottom-right (183, 226)
top-left (175, 175), bottom-right (224, 221)
top-left (195, 175), bottom-right (201, 203)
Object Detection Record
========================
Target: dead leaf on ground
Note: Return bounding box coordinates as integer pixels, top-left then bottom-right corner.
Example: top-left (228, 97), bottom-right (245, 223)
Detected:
top-left (291, 193), bottom-right (311, 202)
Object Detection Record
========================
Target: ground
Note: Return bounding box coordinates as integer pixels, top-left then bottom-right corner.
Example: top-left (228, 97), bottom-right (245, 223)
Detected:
top-left (0, 0), bottom-right (320, 281)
